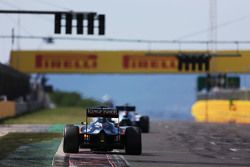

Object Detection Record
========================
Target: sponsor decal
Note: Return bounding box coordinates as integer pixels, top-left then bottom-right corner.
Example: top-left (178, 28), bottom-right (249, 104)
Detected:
top-left (123, 54), bottom-right (177, 70)
top-left (87, 108), bottom-right (119, 118)
top-left (35, 54), bottom-right (97, 69)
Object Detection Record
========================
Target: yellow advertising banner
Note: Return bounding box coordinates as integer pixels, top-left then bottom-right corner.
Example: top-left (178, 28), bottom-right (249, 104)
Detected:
top-left (9, 50), bottom-right (250, 74)
top-left (10, 50), bottom-right (179, 73)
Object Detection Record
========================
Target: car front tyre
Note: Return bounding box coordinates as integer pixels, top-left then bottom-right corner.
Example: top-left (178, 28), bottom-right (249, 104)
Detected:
top-left (139, 116), bottom-right (150, 133)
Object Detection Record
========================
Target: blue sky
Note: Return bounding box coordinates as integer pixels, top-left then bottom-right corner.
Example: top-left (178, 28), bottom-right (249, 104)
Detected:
top-left (1, 0), bottom-right (250, 119)
top-left (0, 0), bottom-right (250, 61)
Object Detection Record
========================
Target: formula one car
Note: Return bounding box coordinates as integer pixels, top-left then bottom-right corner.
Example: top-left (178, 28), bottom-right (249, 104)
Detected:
top-left (117, 105), bottom-right (150, 133)
top-left (63, 107), bottom-right (142, 155)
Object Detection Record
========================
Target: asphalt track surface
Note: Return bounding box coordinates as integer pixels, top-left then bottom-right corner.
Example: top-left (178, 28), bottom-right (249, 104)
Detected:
top-left (123, 121), bottom-right (250, 167)
top-left (1, 122), bottom-right (250, 166)
top-left (53, 121), bottom-right (250, 167)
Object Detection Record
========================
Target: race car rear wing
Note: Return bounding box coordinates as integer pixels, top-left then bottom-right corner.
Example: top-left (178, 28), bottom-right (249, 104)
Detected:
top-left (116, 106), bottom-right (136, 112)
top-left (86, 107), bottom-right (119, 118)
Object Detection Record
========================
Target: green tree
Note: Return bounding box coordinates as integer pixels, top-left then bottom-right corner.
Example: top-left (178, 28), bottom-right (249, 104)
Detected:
top-left (49, 90), bottom-right (103, 108)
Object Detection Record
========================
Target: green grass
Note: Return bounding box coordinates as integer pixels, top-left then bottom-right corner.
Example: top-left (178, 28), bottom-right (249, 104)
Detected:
top-left (0, 133), bottom-right (62, 160)
top-left (0, 107), bottom-right (87, 124)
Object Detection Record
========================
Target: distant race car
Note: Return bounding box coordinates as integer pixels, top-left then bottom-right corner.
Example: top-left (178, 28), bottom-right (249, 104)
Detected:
top-left (63, 107), bottom-right (142, 155)
top-left (116, 105), bottom-right (150, 133)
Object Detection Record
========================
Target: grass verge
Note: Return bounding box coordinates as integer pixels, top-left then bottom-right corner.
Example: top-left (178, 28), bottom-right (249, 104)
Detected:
top-left (0, 107), bottom-right (86, 124)
top-left (0, 132), bottom-right (62, 160)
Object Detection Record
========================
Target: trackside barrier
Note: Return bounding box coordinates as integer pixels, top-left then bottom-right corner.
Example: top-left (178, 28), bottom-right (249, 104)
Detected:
top-left (15, 103), bottom-right (28, 116)
top-left (0, 101), bottom-right (15, 118)
top-left (192, 100), bottom-right (250, 124)
top-left (0, 101), bottom-right (43, 120)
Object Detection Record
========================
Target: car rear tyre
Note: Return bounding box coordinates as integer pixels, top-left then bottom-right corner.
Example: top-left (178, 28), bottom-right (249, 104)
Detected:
top-left (125, 127), bottom-right (142, 155)
top-left (63, 125), bottom-right (79, 153)
top-left (139, 116), bottom-right (150, 133)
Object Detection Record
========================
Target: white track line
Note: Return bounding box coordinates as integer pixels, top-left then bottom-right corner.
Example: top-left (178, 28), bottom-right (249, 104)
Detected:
top-left (106, 154), bottom-right (117, 167)
top-left (113, 150), bottom-right (130, 167)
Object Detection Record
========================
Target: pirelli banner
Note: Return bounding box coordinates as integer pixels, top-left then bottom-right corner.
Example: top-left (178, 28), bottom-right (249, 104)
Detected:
top-left (9, 50), bottom-right (250, 74)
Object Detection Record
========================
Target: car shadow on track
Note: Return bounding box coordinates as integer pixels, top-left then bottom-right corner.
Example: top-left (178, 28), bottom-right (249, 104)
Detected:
top-left (79, 150), bottom-right (127, 155)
